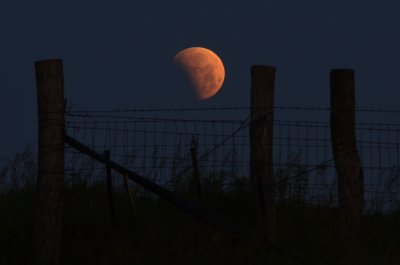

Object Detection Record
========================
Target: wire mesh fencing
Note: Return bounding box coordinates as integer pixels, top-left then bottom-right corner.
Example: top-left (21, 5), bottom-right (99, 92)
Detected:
top-left (63, 106), bottom-right (400, 214)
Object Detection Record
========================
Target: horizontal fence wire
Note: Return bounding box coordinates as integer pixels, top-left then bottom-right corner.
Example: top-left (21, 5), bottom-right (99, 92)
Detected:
top-left (64, 106), bottom-right (400, 214)
top-left (64, 105), bottom-right (400, 113)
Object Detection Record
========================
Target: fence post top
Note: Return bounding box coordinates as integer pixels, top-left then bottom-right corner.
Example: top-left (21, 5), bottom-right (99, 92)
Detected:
top-left (251, 65), bottom-right (276, 72)
top-left (35, 59), bottom-right (63, 66)
top-left (330, 69), bottom-right (354, 75)
top-left (35, 59), bottom-right (64, 75)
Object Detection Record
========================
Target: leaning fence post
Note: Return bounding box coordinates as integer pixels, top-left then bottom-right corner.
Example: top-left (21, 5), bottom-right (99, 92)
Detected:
top-left (35, 59), bottom-right (65, 265)
top-left (105, 150), bottom-right (117, 228)
top-left (330, 69), bottom-right (364, 265)
top-left (250, 65), bottom-right (277, 242)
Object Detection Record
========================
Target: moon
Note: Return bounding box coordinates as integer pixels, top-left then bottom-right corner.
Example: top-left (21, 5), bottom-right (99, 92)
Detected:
top-left (173, 47), bottom-right (225, 100)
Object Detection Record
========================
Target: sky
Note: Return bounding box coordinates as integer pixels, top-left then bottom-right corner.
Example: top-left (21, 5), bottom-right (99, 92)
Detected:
top-left (1, 0), bottom-right (400, 158)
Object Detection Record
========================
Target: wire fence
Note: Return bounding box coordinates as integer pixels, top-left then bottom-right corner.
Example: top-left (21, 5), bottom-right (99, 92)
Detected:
top-left (62, 106), bottom-right (400, 214)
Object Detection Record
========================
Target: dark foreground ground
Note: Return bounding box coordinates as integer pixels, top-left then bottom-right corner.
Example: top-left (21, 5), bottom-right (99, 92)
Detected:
top-left (1, 181), bottom-right (399, 265)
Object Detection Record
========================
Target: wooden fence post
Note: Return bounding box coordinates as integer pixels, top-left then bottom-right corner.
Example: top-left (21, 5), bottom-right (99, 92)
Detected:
top-left (330, 69), bottom-right (364, 265)
top-left (250, 65), bottom-right (277, 242)
top-left (35, 59), bottom-right (65, 265)
top-left (105, 150), bottom-right (117, 228)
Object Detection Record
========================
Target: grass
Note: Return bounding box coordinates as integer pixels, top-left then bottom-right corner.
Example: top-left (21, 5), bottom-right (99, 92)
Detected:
top-left (1, 182), bottom-right (399, 265)
top-left (0, 148), bottom-right (399, 264)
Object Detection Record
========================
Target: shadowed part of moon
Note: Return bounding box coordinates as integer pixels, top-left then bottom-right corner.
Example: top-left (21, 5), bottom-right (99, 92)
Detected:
top-left (173, 47), bottom-right (225, 100)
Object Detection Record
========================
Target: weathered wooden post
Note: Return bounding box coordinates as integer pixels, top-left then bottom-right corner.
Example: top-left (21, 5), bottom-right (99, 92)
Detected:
top-left (250, 65), bottom-right (277, 242)
top-left (35, 59), bottom-right (65, 265)
top-left (105, 150), bottom-right (117, 228)
top-left (330, 69), bottom-right (364, 265)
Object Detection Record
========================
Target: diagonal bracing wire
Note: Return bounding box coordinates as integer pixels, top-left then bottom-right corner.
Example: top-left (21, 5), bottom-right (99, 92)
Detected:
top-left (65, 133), bottom-right (315, 265)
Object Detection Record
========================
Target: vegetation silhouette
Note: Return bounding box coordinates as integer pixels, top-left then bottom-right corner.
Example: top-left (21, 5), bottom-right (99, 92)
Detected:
top-left (0, 146), bottom-right (399, 264)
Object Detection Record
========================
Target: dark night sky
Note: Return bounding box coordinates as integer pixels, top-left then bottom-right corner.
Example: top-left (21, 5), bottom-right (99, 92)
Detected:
top-left (1, 0), bottom-right (400, 158)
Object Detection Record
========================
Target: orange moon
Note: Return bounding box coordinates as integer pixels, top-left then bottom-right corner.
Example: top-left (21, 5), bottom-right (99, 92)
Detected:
top-left (173, 47), bottom-right (225, 100)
